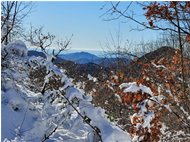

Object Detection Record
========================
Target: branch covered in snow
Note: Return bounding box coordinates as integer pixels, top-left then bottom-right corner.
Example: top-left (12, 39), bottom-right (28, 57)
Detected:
top-left (58, 89), bottom-right (103, 142)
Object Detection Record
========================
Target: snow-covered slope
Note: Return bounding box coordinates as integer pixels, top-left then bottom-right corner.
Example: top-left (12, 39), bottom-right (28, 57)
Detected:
top-left (1, 41), bottom-right (131, 142)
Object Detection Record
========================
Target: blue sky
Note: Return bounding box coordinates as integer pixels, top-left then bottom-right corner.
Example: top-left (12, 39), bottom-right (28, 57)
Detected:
top-left (24, 1), bottom-right (159, 52)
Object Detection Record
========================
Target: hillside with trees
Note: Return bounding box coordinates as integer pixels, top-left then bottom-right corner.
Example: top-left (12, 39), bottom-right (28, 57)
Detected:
top-left (1, 1), bottom-right (190, 142)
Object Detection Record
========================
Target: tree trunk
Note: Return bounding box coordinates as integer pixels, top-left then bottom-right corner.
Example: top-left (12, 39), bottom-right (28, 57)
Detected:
top-left (175, 3), bottom-right (186, 98)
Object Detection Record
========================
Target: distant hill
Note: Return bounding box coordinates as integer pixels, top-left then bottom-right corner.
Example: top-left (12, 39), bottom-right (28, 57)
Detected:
top-left (59, 51), bottom-right (132, 65)
top-left (59, 51), bottom-right (100, 64)
top-left (28, 50), bottom-right (46, 58)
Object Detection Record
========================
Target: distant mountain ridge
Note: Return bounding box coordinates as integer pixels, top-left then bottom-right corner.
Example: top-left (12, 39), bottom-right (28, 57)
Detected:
top-left (59, 51), bottom-right (132, 65)
top-left (59, 51), bottom-right (100, 64)
top-left (28, 50), bottom-right (46, 58)
top-left (28, 50), bottom-right (131, 66)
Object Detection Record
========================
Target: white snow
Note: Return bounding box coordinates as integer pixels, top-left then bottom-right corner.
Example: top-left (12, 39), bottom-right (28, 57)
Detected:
top-left (142, 111), bottom-right (154, 129)
top-left (119, 82), bottom-right (153, 96)
top-left (45, 52), bottom-right (56, 62)
top-left (2, 40), bottom-right (131, 142)
top-left (115, 93), bottom-right (122, 102)
top-left (152, 62), bottom-right (167, 70)
top-left (5, 40), bottom-right (28, 57)
top-left (87, 74), bottom-right (97, 82)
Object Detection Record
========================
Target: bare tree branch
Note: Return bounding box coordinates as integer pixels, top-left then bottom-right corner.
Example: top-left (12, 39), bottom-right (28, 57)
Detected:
top-left (1, 1), bottom-right (33, 44)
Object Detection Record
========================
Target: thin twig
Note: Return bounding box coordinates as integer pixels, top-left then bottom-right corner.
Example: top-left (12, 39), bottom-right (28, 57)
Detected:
top-left (41, 126), bottom-right (58, 142)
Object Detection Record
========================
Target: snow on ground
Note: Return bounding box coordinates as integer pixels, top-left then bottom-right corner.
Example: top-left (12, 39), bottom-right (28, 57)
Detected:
top-left (87, 74), bottom-right (98, 82)
top-left (1, 41), bottom-right (131, 142)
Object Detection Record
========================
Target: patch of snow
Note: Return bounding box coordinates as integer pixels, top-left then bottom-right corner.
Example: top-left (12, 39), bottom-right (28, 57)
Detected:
top-left (87, 74), bottom-right (97, 82)
top-left (180, 106), bottom-right (189, 117)
top-left (142, 111), bottom-right (154, 129)
top-left (152, 62), bottom-right (167, 70)
top-left (105, 100), bottom-right (108, 105)
top-left (158, 86), bottom-right (161, 95)
top-left (146, 77), bottom-right (150, 81)
top-left (92, 88), bottom-right (96, 92)
top-left (115, 93), bottom-right (122, 102)
top-left (177, 77), bottom-right (183, 82)
top-left (120, 82), bottom-right (153, 96)
top-left (147, 100), bottom-right (154, 108)
top-left (6, 40), bottom-right (28, 57)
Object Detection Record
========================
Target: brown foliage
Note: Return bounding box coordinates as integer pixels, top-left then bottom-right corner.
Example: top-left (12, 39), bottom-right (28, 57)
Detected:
top-left (102, 47), bottom-right (190, 141)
